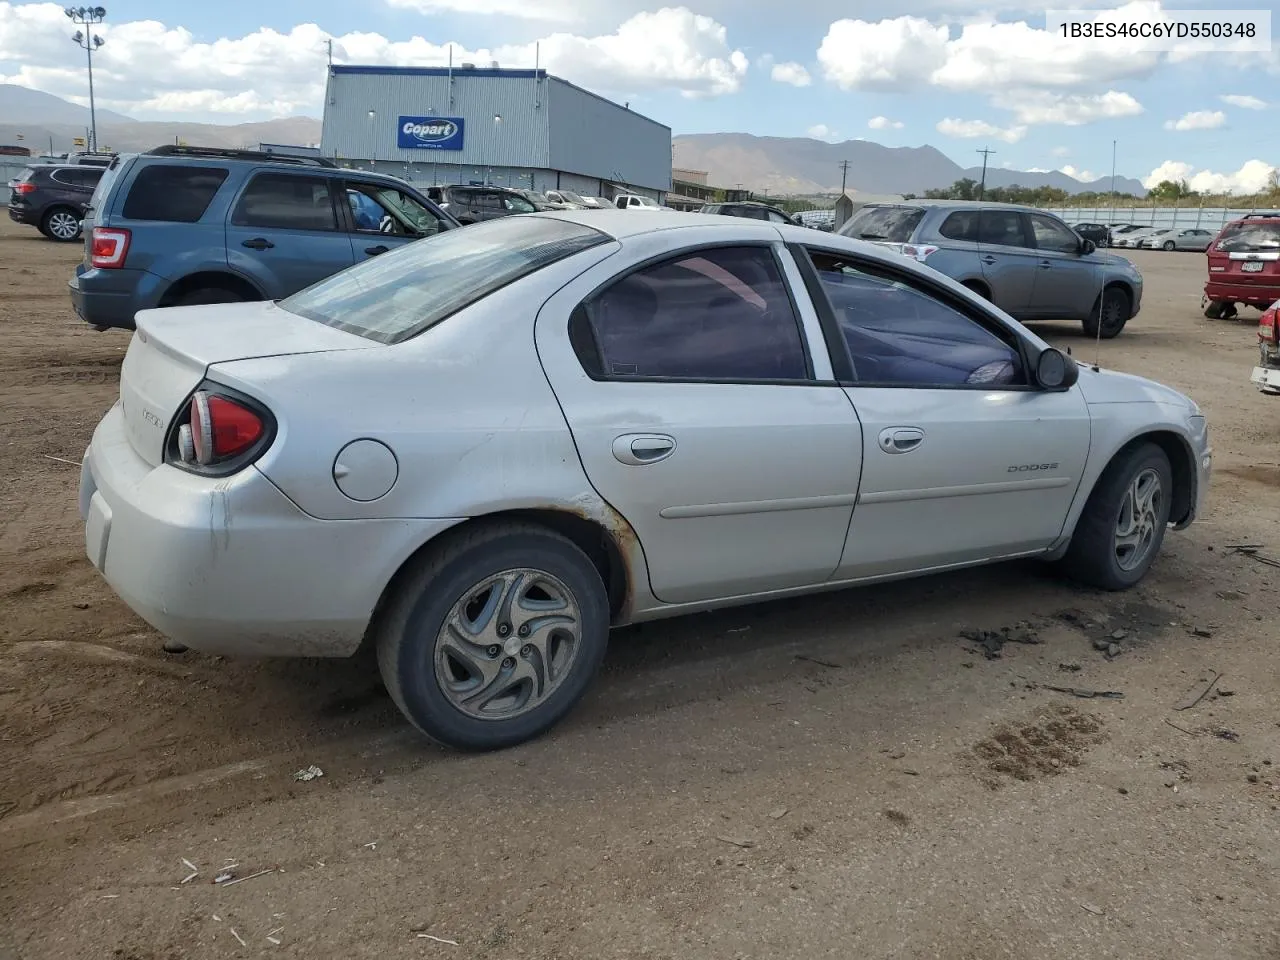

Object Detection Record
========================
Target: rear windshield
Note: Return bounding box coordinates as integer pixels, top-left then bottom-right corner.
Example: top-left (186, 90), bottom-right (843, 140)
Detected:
top-left (281, 216), bottom-right (611, 345)
top-left (559, 191), bottom-right (586, 204)
top-left (839, 205), bottom-right (925, 242)
top-left (1217, 221), bottom-right (1280, 252)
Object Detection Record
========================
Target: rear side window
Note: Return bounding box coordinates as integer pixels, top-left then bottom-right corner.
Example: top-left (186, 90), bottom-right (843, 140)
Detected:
top-left (281, 216), bottom-right (609, 344)
top-left (839, 205), bottom-right (925, 242)
top-left (232, 173), bottom-right (337, 231)
top-left (122, 164), bottom-right (229, 223)
top-left (1217, 221), bottom-right (1280, 252)
top-left (939, 211), bottom-right (979, 241)
top-left (978, 210), bottom-right (1027, 247)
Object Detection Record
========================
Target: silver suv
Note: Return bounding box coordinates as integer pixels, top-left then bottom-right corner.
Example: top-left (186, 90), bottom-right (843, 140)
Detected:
top-left (839, 200), bottom-right (1144, 339)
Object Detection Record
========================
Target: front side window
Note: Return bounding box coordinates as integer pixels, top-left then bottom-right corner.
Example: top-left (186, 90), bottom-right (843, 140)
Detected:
top-left (502, 193), bottom-right (537, 213)
top-left (346, 183), bottom-right (446, 237)
top-left (579, 246), bottom-right (809, 382)
top-left (282, 216), bottom-right (609, 345)
top-left (231, 173), bottom-right (337, 231)
top-left (1028, 214), bottom-right (1081, 254)
top-left (806, 249), bottom-right (1023, 388)
top-left (122, 164), bottom-right (229, 223)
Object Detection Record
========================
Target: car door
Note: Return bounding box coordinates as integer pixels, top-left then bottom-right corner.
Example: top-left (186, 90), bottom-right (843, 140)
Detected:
top-left (976, 208), bottom-right (1037, 316)
top-left (225, 170), bottom-right (354, 298)
top-left (533, 231), bottom-right (863, 605)
top-left (1026, 212), bottom-right (1099, 319)
top-left (342, 180), bottom-right (451, 263)
top-left (794, 245), bottom-right (1091, 579)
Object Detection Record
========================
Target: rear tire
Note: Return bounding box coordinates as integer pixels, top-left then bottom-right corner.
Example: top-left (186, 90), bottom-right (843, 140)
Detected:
top-left (172, 287), bottom-right (247, 307)
top-left (375, 522), bottom-right (611, 751)
top-left (1083, 286), bottom-right (1130, 339)
top-left (40, 207), bottom-right (82, 242)
top-left (1060, 442), bottom-right (1173, 591)
top-left (1162, 240), bottom-right (1175, 251)
top-left (1203, 298), bottom-right (1225, 319)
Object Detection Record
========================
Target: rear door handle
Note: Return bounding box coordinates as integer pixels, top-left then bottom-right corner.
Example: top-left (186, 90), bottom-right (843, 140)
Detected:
top-left (980, 255), bottom-right (997, 265)
top-left (365, 245), bottom-right (389, 256)
top-left (1038, 259), bottom-right (1053, 269)
top-left (241, 237), bottom-right (274, 250)
top-left (878, 427), bottom-right (924, 454)
top-left (612, 434), bottom-right (676, 466)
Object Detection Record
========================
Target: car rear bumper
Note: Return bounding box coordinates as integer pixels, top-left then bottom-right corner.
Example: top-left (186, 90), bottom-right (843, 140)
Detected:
top-left (7, 204), bottom-right (37, 226)
top-left (69, 264), bottom-right (151, 330)
top-left (80, 402), bottom-right (462, 658)
top-left (1252, 365), bottom-right (1280, 394)
top-left (1204, 279), bottom-right (1280, 306)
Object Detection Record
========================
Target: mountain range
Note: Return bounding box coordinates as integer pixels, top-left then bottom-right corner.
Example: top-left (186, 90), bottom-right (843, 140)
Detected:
top-left (672, 133), bottom-right (1146, 197)
top-left (1, 84), bottom-right (1145, 197)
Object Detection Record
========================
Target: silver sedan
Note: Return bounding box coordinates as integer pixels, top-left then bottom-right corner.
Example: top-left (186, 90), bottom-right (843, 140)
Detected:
top-left (79, 211), bottom-right (1213, 750)
top-left (1138, 228), bottom-right (1216, 251)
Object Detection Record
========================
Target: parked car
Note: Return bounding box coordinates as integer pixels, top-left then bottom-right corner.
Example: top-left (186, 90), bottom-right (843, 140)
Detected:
top-left (515, 189), bottom-right (566, 211)
top-left (701, 200), bottom-right (805, 226)
top-left (838, 200), bottom-right (1144, 338)
top-left (1112, 227), bottom-right (1159, 248)
top-left (1252, 299), bottom-right (1280, 394)
top-left (1070, 222), bottom-right (1111, 247)
top-left (579, 196), bottom-right (611, 210)
top-left (1203, 213), bottom-right (1280, 319)
top-left (78, 210), bottom-right (1210, 750)
top-left (542, 189), bottom-right (590, 209)
top-left (423, 185), bottom-right (538, 224)
top-left (1138, 228), bottom-right (1215, 251)
top-left (1109, 224), bottom-right (1147, 244)
top-left (614, 193), bottom-right (663, 210)
top-left (68, 145), bottom-right (458, 332)
top-left (7, 163), bottom-right (103, 241)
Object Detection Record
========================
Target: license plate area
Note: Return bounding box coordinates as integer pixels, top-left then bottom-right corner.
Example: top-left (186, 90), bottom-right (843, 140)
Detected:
top-left (1242, 261), bottom-right (1265, 272)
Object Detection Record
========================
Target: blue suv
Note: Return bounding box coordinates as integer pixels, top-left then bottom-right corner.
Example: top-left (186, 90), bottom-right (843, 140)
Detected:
top-left (69, 145), bottom-right (460, 331)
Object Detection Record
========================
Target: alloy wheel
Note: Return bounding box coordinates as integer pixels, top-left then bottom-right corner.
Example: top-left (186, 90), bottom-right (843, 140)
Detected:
top-left (47, 210), bottom-right (80, 241)
top-left (1114, 467), bottom-right (1163, 572)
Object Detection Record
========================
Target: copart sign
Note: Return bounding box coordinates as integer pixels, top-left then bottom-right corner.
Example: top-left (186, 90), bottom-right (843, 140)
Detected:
top-left (397, 116), bottom-right (466, 151)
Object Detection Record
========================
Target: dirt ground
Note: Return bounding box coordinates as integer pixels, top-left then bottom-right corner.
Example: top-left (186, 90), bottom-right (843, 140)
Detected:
top-left (1, 216), bottom-right (1278, 960)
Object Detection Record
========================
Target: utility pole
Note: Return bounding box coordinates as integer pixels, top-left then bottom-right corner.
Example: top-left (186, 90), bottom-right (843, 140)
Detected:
top-left (839, 159), bottom-right (850, 195)
top-left (1108, 139), bottom-right (1117, 227)
top-left (325, 38), bottom-right (333, 67)
top-left (976, 147), bottom-right (995, 201)
top-left (66, 6), bottom-right (107, 153)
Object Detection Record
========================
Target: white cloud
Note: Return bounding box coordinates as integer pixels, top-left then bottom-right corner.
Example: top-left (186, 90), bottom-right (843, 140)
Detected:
top-left (817, 16), bottom-right (949, 91)
top-left (993, 90), bottom-right (1143, 126)
top-left (807, 123), bottom-right (839, 140)
top-left (1164, 110), bottom-right (1226, 131)
top-left (1221, 94), bottom-right (1267, 110)
top-left (1026, 167), bottom-right (1049, 173)
top-left (1051, 146), bottom-right (1070, 157)
top-left (0, 2), bottom-right (749, 119)
top-left (1060, 165), bottom-right (1097, 182)
top-left (385, 0), bottom-right (581, 20)
top-left (867, 115), bottom-right (903, 130)
top-left (770, 61), bottom-right (811, 87)
top-left (1144, 159), bottom-right (1276, 193)
top-left (936, 117), bottom-right (1026, 143)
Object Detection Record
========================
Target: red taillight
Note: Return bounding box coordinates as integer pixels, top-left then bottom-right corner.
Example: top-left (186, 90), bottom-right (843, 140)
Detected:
top-left (1260, 305), bottom-right (1279, 343)
top-left (13, 182), bottom-right (36, 195)
top-left (90, 227), bottom-right (131, 269)
top-left (183, 391), bottom-right (265, 466)
top-left (902, 243), bottom-right (939, 262)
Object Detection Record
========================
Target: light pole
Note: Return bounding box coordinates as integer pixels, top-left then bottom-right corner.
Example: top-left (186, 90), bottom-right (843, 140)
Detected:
top-left (487, 114), bottom-right (502, 185)
top-left (66, 6), bottom-right (106, 153)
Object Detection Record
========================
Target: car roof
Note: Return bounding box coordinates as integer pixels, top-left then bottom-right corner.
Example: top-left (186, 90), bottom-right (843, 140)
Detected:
top-left (866, 198), bottom-right (1035, 211)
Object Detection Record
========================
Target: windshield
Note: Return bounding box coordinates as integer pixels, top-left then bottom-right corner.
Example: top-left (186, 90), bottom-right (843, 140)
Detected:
top-left (839, 205), bottom-right (925, 242)
top-left (281, 216), bottom-right (610, 344)
top-left (1217, 221), bottom-right (1280, 252)
top-left (559, 191), bottom-right (586, 204)
top-left (635, 196), bottom-right (659, 207)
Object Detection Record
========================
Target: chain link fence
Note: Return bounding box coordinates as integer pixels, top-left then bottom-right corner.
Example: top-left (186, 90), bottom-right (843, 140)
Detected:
top-left (1039, 203), bottom-right (1278, 233)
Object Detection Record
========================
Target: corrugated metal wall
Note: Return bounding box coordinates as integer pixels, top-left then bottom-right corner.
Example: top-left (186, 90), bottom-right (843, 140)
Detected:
top-left (547, 80), bottom-right (670, 194)
top-left (321, 68), bottom-right (550, 170)
top-left (0, 158), bottom-right (30, 205)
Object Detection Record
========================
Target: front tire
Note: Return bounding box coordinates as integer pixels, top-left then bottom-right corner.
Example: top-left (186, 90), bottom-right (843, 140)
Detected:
top-left (1162, 240), bottom-right (1175, 251)
top-left (1083, 286), bottom-right (1131, 339)
top-left (1060, 442), bottom-right (1173, 590)
top-left (376, 522), bottom-right (611, 751)
top-left (41, 207), bottom-right (82, 242)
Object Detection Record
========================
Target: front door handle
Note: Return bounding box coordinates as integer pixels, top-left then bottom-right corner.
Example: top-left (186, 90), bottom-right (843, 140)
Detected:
top-left (878, 427), bottom-right (924, 454)
top-left (241, 237), bottom-right (274, 250)
top-left (980, 255), bottom-right (997, 265)
top-left (612, 434), bottom-right (676, 466)
top-left (365, 245), bottom-right (389, 256)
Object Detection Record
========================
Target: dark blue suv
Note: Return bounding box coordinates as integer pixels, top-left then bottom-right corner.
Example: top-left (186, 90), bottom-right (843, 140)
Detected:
top-left (69, 145), bottom-right (460, 331)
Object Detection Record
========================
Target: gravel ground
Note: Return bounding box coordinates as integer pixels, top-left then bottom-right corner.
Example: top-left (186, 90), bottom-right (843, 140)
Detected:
top-left (1, 217), bottom-right (1277, 959)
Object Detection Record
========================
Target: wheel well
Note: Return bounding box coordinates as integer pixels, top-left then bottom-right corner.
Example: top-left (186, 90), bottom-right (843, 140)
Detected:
top-left (159, 271), bottom-right (264, 307)
top-left (364, 508), bottom-right (631, 650)
top-left (1110, 431), bottom-right (1195, 525)
top-left (960, 278), bottom-right (990, 299)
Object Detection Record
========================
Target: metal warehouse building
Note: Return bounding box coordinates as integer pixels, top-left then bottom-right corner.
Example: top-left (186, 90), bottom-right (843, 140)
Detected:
top-left (320, 64), bottom-right (672, 203)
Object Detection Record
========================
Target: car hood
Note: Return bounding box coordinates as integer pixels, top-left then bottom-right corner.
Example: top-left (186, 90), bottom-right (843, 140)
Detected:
top-left (1075, 365), bottom-right (1199, 413)
top-left (1095, 251), bottom-right (1137, 268)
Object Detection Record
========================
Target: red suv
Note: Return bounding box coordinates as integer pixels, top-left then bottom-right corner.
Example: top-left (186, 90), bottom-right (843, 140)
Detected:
top-left (1203, 213), bottom-right (1280, 319)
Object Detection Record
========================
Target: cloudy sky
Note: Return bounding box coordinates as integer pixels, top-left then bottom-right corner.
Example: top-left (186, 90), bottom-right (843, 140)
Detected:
top-left (1, 0), bottom-right (1276, 191)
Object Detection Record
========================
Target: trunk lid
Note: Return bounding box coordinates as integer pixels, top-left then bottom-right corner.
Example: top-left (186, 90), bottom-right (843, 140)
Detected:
top-left (119, 300), bottom-right (377, 465)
